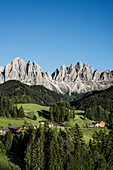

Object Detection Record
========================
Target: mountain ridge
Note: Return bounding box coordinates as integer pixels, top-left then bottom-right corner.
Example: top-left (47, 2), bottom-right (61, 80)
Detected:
top-left (0, 57), bottom-right (113, 94)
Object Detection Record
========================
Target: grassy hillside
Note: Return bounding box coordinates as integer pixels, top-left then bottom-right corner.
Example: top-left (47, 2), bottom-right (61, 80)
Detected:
top-left (0, 102), bottom-right (110, 144)
top-left (0, 103), bottom-right (49, 128)
top-left (62, 110), bottom-right (110, 143)
top-left (63, 110), bottom-right (92, 127)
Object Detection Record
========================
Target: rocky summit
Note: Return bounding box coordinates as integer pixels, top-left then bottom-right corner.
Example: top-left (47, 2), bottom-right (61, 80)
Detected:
top-left (0, 57), bottom-right (113, 94)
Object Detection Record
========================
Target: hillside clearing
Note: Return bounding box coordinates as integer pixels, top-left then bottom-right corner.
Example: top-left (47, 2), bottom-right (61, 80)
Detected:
top-left (0, 104), bottom-right (49, 128)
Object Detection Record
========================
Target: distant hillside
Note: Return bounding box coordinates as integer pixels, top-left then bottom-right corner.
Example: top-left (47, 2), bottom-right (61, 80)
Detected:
top-left (71, 86), bottom-right (113, 112)
top-left (0, 80), bottom-right (105, 106)
top-left (0, 80), bottom-right (74, 106)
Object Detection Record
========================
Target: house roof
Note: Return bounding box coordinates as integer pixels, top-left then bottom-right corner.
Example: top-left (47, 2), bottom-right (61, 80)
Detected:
top-left (2, 126), bottom-right (21, 131)
top-left (9, 126), bottom-right (21, 130)
top-left (96, 121), bottom-right (106, 124)
top-left (2, 127), bottom-right (10, 131)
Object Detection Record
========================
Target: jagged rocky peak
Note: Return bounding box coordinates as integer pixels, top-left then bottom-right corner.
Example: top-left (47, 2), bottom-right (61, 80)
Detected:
top-left (93, 69), bottom-right (101, 81)
top-left (52, 69), bottom-right (59, 80)
top-left (70, 63), bottom-right (75, 71)
top-left (60, 64), bottom-right (66, 71)
top-left (0, 66), bottom-right (4, 72)
top-left (0, 66), bottom-right (4, 84)
top-left (4, 57), bottom-right (26, 81)
top-left (46, 71), bottom-right (52, 80)
top-left (104, 70), bottom-right (111, 73)
top-left (0, 57), bottom-right (113, 94)
top-left (75, 61), bottom-right (82, 72)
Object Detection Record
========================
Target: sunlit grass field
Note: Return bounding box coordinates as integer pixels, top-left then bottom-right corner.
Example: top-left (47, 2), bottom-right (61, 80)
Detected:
top-left (0, 103), bottom-right (49, 128)
top-left (0, 104), bottom-right (110, 144)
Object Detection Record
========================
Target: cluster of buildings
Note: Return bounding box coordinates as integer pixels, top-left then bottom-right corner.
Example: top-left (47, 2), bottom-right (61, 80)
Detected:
top-left (0, 126), bottom-right (24, 135)
top-left (0, 120), bottom-right (65, 136)
top-left (87, 121), bottom-right (106, 128)
top-left (0, 120), bottom-right (106, 136)
top-left (0, 120), bottom-right (54, 136)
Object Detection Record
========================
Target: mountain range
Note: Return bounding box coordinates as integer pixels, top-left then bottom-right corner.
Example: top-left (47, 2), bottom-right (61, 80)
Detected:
top-left (0, 57), bottom-right (113, 94)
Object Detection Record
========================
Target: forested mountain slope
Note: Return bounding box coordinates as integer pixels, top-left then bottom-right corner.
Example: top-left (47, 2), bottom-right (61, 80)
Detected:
top-left (0, 80), bottom-right (73, 106)
top-left (71, 86), bottom-right (113, 112)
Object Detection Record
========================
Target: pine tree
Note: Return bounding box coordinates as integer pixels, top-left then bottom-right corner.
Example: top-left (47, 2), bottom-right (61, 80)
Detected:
top-left (4, 132), bottom-right (13, 151)
top-left (31, 125), bottom-right (45, 170)
top-left (27, 95), bottom-right (31, 103)
top-left (18, 106), bottom-right (25, 118)
top-left (48, 128), bottom-right (62, 170)
top-left (24, 129), bottom-right (36, 170)
top-left (12, 106), bottom-right (17, 118)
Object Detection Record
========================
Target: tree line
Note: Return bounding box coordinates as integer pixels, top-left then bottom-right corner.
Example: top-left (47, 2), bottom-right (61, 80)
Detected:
top-left (13, 95), bottom-right (31, 104)
top-left (74, 86), bottom-right (113, 112)
top-left (49, 101), bottom-right (76, 123)
top-left (85, 105), bottom-right (111, 122)
top-left (0, 123), bottom-right (113, 170)
top-left (0, 94), bottom-right (25, 118)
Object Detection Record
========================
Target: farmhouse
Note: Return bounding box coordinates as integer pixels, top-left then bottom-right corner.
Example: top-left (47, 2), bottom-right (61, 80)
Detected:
top-left (95, 121), bottom-right (106, 127)
top-left (0, 126), bottom-right (24, 135)
top-left (0, 127), bottom-right (10, 135)
top-left (39, 120), bottom-right (54, 127)
top-left (8, 126), bottom-right (24, 134)
top-left (87, 121), bottom-right (106, 128)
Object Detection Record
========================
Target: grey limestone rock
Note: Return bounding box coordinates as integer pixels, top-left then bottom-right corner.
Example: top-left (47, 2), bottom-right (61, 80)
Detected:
top-left (0, 57), bottom-right (113, 94)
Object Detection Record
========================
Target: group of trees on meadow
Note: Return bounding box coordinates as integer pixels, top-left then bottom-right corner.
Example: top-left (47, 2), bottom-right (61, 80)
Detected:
top-left (0, 123), bottom-right (112, 170)
top-left (0, 94), bottom-right (25, 118)
top-left (49, 101), bottom-right (76, 123)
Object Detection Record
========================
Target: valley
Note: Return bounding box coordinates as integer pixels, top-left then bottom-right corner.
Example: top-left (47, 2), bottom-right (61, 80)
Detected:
top-left (0, 64), bottom-right (113, 169)
top-left (0, 103), bottom-right (109, 145)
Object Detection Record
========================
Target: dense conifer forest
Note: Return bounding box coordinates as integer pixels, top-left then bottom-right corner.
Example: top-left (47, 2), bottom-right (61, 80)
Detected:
top-left (0, 81), bottom-right (113, 169)
top-left (73, 86), bottom-right (113, 112)
top-left (85, 106), bottom-right (113, 123)
top-left (49, 101), bottom-right (75, 123)
top-left (0, 123), bottom-right (113, 169)
top-left (0, 80), bottom-right (72, 106)
top-left (0, 80), bottom-right (94, 106)
top-left (0, 94), bottom-right (25, 118)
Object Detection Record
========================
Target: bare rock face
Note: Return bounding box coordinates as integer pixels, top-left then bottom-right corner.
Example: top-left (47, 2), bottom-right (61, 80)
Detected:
top-left (0, 66), bottom-right (4, 84)
top-left (4, 57), bottom-right (26, 82)
top-left (0, 57), bottom-right (113, 94)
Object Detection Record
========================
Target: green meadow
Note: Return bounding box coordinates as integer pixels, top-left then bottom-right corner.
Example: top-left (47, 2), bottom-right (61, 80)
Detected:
top-left (0, 103), bottom-right (109, 144)
top-left (0, 104), bottom-right (49, 128)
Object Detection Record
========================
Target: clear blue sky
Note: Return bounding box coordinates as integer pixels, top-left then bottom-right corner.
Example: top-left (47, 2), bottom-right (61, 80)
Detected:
top-left (0, 0), bottom-right (113, 73)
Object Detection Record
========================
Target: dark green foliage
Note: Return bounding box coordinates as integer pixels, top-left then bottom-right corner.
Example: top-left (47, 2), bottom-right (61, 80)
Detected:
top-left (0, 80), bottom-right (93, 106)
top-left (0, 94), bottom-right (25, 118)
top-left (33, 115), bottom-right (37, 120)
top-left (0, 80), bottom-right (72, 106)
top-left (0, 124), bottom-right (113, 169)
top-left (72, 86), bottom-right (113, 112)
top-left (18, 106), bottom-right (25, 118)
top-left (4, 132), bottom-right (13, 151)
top-left (49, 101), bottom-right (74, 123)
top-left (0, 132), bottom-right (13, 151)
top-left (85, 105), bottom-right (110, 122)
top-left (89, 130), bottom-right (113, 169)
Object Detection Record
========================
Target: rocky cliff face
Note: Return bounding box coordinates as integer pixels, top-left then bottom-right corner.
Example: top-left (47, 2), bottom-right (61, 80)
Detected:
top-left (0, 57), bottom-right (113, 94)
